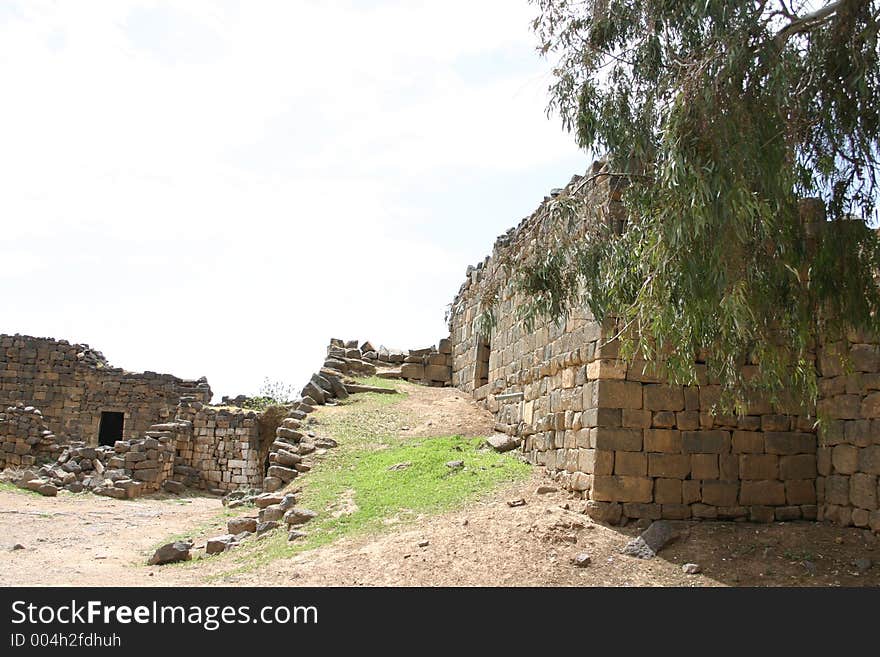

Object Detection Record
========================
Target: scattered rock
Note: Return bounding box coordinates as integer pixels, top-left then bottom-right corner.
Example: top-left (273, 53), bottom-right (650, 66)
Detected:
top-left (682, 563), bottom-right (701, 575)
top-left (148, 541), bottom-right (192, 565)
top-left (11, 543), bottom-right (25, 551)
top-left (417, 540), bottom-right (429, 548)
top-left (283, 508), bottom-right (318, 526)
top-left (803, 560), bottom-right (817, 575)
top-left (535, 485), bottom-right (558, 495)
top-left (387, 462), bottom-right (412, 471)
top-left (287, 530), bottom-right (307, 541)
top-left (621, 520), bottom-right (677, 559)
top-left (256, 521), bottom-right (279, 535)
top-left (507, 498), bottom-right (527, 507)
top-left (206, 534), bottom-right (236, 555)
top-left (486, 433), bottom-right (521, 452)
top-left (227, 517), bottom-right (258, 535)
top-left (446, 460), bottom-right (465, 469)
top-left (571, 553), bottom-right (591, 567)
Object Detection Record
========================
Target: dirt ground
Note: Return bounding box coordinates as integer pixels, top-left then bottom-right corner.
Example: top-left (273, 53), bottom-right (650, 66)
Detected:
top-left (0, 491), bottom-right (224, 586)
top-left (393, 383), bottom-right (496, 438)
top-left (2, 385), bottom-right (879, 587)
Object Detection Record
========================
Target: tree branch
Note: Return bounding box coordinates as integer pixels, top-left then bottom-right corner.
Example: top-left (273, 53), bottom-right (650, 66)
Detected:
top-left (774, 0), bottom-right (848, 47)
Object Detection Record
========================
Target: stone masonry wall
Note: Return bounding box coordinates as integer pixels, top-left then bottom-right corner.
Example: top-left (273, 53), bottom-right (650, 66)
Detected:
top-left (448, 160), bottom-right (877, 531)
top-left (816, 331), bottom-right (880, 532)
top-left (0, 335), bottom-right (211, 446)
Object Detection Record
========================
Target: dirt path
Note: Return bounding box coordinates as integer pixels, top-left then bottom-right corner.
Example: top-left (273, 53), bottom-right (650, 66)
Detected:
top-left (0, 491), bottom-right (224, 586)
top-left (192, 472), bottom-right (880, 587)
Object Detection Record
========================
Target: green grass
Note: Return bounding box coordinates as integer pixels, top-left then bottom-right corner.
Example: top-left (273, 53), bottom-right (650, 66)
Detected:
top-left (353, 375), bottom-right (402, 391)
top-left (0, 481), bottom-right (42, 497)
top-left (202, 388), bottom-right (530, 579)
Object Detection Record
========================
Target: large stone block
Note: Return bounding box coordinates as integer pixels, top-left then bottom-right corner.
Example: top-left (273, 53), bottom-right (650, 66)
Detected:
top-left (831, 444), bottom-right (858, 474)
top-left (596, 380), bottom-right (642, 410)
top-left (654, 478), bottom-right (682, 504)
top-left (592, 475), bottom-right (653, 503)
top-left (763, 432), bottom-right (815, 455)
top-left (400, 363), bottom-right (425, 380)
top-left (739, 454), bottom-right (778, 480)
top-left (825, 475), bottom-right (851, 506)
top-left (779, 454), bottom-right (816, 480)
top-left (702, 481), bottom-right (739, 507)
top-left (594, 428), bottom-right (642, 452)
top-left (858, 446), bottom-right (880, 475)
top-left (643, 385), bottom-right (684, 412)
top-left (644, 429), bottom-right (681, 453)
top-left (732, 431), bottom-right (764, 454)
top-left (682, 430), bottom-right (730, 454)
top-left (648, 453), bottom-right (690, 479)
top-left (614, 451), bottom-right (647, 476)
top-left (785, 479), bottom-right (816, 505)
top-left (850, 472), bottom-right (878, 510)
top-left (739, 480), bottom-right (786, 506)
top-left (691, 454), bottom-right (719, 480)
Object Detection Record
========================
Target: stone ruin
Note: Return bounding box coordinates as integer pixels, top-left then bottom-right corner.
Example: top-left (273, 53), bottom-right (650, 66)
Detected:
top-left (0, 333), bottom-right (452, 501)
top-left (446, 159), bottom-right (880, 533)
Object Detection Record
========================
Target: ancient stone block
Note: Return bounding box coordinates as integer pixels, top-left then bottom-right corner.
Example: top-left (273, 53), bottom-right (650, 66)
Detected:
top-left (785, 479), bottom-right (816, 505)
top-left (732, 431), bottom-right (764, 454)
top-left (739, 480), bottom-right (786, 506)
top-left (648, 453), bottom-right (690, 479)
top-left (594, 428), bottom-right (642, 452)
top-left (764, 432), bottom-right (815, 455)
top-left (592, 475), bottom-right (654, 503)
top-left (614, 451), bottom-right (647, 476)
top-left (850, 472), bottom-right (878, 510)
top-left (644, 429), bottom-right (681, 453)
top-left (682, 430), bottom-right (730, 454)
top-left (596, 380), bottom-right (642, 410)
top-left (643, 385), bottom-right (684, 412)
top-left (691, 454), bottom-right (719, 480)
top-left (702, 481), bottom-right (738, 507)
top-left (739, 454), bottom-right (778, 480)
top-left (831, 444), bottom-right (859, 474)
top-left (778, 454), bottom-right (816, 480)
top-left (654, 478), bottom-right (682, 504)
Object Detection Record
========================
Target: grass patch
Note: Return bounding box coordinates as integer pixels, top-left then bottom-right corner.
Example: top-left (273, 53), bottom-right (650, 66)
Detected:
top-left (206, 389), bottom-right (529, 579)
top-left (0, 481), bottom-right (41, 497)
top-left (353, 375), bottom-right (402, 391)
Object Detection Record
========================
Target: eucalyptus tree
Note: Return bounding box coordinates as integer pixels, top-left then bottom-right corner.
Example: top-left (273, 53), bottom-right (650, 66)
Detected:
top-left (508, 0), bottom-right (880, 409)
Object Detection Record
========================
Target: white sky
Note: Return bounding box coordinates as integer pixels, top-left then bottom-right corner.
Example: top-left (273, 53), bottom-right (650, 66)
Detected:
top-left (0, 0), bottom-right (586, 400)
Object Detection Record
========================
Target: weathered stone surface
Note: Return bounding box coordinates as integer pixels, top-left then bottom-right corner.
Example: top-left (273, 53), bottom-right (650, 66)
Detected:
top-left (486, 434), bottom-right (520, 452)
top-left (206, 534), bottom-right (236, 555)
top-left (283, 508), bottom-right (318, 526)
top-left (227, 517), bottom-right (258, 535)
top-left (621, 520), bottom-right (676, 559)
top-left (148, 541), bottom-right (192, 565)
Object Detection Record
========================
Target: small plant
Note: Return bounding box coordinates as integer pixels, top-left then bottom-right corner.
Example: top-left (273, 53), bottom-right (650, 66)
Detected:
top-left (240, 378), bottom-right (296, 411)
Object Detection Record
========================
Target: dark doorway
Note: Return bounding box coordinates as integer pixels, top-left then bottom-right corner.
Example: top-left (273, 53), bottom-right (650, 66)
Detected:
top-left (98, 411), bottom-right (124, 446)
top-left (475, 337), bottom-right (490, 389)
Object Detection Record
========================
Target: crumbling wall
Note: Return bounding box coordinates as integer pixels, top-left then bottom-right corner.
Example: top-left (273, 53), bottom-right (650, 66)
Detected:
top-left (446, 161), bottom-right (879, 529)
top-left (0, 335), bottom-right (211, 445)
top-left (0, 403), bottom-right (63, 468)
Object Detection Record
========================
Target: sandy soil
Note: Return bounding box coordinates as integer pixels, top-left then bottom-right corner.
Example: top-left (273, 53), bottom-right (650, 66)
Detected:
top-left (2, 384), bottom-right (879, 587)
top-left (0, 491), bottom-right (224, 586)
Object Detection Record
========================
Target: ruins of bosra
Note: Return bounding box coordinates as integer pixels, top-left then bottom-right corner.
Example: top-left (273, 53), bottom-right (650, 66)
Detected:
top-left (2, 161), bottom-right (879, 542)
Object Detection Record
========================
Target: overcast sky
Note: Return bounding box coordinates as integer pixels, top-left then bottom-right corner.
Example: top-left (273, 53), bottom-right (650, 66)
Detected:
top-left (0, 0), bottom-right (586, 400)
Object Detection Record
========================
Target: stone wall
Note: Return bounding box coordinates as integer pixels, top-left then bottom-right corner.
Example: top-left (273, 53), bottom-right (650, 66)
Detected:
top-left (447, 160), bottom-right (877, 531)
top-left (0, 403), bottom-right (63, 468)
top-left (817, 332), bottom-right (880, 532)
top-left (0, 335), bottom-right (211, 445)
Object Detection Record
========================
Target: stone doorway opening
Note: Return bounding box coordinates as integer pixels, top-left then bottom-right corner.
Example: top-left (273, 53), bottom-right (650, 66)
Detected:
top-left (98, 411), bottom-right (124, 446)
top-left (475, 337), bottom-right (490, 389)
